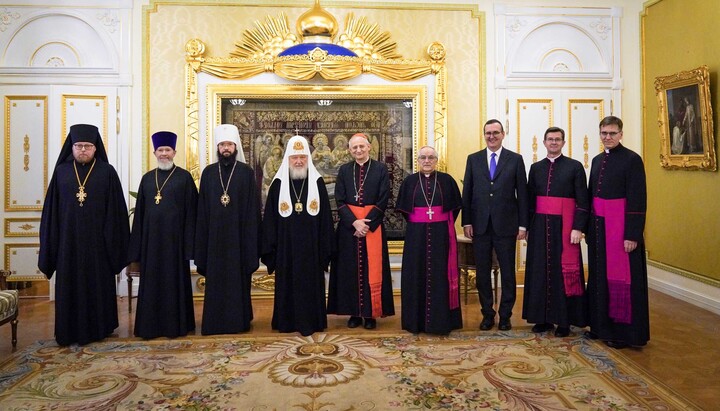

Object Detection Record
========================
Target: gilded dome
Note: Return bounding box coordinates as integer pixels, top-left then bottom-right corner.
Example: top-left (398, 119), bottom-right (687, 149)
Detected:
top-left (297, 0), bottom-right (338, 42)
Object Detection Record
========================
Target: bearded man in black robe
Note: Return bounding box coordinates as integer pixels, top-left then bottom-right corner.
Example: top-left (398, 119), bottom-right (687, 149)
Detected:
top-left (195, 124), bottom-right (260, 335)
top-left (261, 135), bottom-right (334, 336)
top-left (129, 131), bottom-right (197, 339)
top-left (328, 133), bottom-right (395, 330)
top-left (523, 127), bottom-right (589, 338)
top-left (39, 124), bottom-right (129, 346)
top-left (396, 146), bottom-right (462, 335)
top-left (586, 116), bottom-right (648, 349)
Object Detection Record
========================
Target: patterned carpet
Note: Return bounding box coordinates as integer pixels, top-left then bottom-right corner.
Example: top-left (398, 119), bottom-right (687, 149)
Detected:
top-left (0, 330), bottom-right (698, 410)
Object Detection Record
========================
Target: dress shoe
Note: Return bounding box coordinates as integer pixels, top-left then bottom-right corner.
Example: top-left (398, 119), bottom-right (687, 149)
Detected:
top-left (347, 316), bottom-right (363, 328)
top-left (363, 318), bottom-right (377, 330)
top-left (498, 319), bottom-right (512, 331)
top-left (605, 340), bottom-right (629, 349)
top-left (479, 317), bottom-right (495, 330)
top-left (554, 326), bottom-right (570, 337)
top-left (531, 323), bottom-right (554, 333)
top-left (584, 330), bottom-right (599, 340)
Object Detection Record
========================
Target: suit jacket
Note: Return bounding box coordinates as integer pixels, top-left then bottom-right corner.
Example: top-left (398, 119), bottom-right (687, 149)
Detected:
top-left (461, 148), bottom-right (529, 236)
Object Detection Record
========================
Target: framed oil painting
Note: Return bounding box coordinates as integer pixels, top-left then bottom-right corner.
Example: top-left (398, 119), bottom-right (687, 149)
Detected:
top-left (655, 65), bottom-right (716, 170)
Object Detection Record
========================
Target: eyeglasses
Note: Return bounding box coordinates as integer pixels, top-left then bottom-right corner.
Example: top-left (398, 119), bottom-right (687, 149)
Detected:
top-left (545, 138), bottom-right (564, 142)
top-left (600, 131), bottom-right (621, 137)
top-left (73, 143), bottom-right (95, 151)
top-left (418, 155), bottom-right (437, 161)
top-left (484, 131), bottom-right (503, 137)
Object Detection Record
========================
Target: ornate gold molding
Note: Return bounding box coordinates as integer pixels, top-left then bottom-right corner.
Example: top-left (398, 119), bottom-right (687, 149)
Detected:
top-left (184, 8), bottom-right (447, 180)
top-left (568, 98), bottom-right (604, 160)
top-left (4, 218), bottom-right (41, 237)
top-left (4, 96), bottom-right (48, 212)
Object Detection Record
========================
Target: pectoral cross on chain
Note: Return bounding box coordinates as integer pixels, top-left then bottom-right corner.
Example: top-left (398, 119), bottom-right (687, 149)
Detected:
top-left (426, 207), bottom-right (434, 220)
top-left (354, 193), bottom-right (360, 201)
top-left (155, 191), bottom-right (162, 205)
top-left (76, 187), bottom-right (87, 206)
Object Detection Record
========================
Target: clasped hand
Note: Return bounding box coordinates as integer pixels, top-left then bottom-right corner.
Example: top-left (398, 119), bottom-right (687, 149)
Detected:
top-left (353, 218), bottom-right (371, 237)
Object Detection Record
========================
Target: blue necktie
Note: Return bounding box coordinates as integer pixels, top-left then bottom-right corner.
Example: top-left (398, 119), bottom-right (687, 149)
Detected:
top-left (489, 152), bottom-right (497, 179)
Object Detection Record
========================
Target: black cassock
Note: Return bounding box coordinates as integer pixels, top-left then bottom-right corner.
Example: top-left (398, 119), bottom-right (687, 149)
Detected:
top-left (129, 166), bottom-right (197, 339)
top-left (39, 159), bottom-right (129, 346)
top-left (261, 178), bottom-right (334, 336)
top-left (396, 172), bottom-right (462, 334)
top-left (587, 144), bottom-right (649, 346)
top-left (328, 159), bottom-right (395, 318)
top-left (195, 161), bottom-right (260, 335)
top-left (522, 156), bottom-right (589, 328)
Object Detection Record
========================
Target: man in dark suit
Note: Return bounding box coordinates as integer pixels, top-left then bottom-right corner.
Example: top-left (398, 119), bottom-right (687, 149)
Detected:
top-left (462, 119), bottom-right (529, 331)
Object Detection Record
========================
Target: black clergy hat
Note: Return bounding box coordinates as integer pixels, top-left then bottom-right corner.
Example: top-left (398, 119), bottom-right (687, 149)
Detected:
top-left (54, 124), bottom-right (109, 167)
top-left (151, 131), bottom-right (177, 151)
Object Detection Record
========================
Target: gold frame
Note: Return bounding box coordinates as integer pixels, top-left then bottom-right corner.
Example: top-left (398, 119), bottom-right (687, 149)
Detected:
top-left (184, 38), bottom-right (447, 184)
top-left (654, 65), bottom-right (716, 171)
top-left (4, 217), bottom-right (41, 237)
top-left (4, 243), bottom-right (44, 281)
top-left (206, 84), bottom-right (426, 255)
top-left (4, 95), bottom-right (48, 212)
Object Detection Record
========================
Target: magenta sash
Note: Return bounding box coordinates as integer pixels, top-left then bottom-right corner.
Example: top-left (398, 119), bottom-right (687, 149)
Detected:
top-left (408, 206), bottom-right (459, 309)
top-left (536, 196), bottom-right (584, 297)
top-left (593, 197), bottom-right (632, 324)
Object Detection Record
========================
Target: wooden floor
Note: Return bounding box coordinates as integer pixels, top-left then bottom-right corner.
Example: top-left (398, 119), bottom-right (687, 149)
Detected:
top-left (1, 288), bottom-right (718, 409)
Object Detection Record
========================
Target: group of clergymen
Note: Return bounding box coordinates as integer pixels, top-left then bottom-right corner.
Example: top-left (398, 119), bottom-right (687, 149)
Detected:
top-left (38, 115), bottom-right (648, 350)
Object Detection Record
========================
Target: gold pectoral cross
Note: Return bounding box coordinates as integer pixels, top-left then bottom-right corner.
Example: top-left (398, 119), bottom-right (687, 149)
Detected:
top-left (220, 193), bottom-right (230, 207)
top-left (76, 186), bottom-right (87, 207)
top-left (155, 191), bottom-right (162, 205)
top-left (426, 207), bottom-right (434, 220)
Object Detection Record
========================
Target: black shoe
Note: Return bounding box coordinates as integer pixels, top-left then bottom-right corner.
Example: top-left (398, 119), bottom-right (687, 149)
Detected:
top-left (531, 323), bottom-right (554, 333)
top-left (554, 326), bottom-right (570, 337)
top-left (584, 330), bottom-right (599, 340)
top-left (363, 318), bottom-right (377, 330)
top-left (605, 340), bottom-right (629, 349)
top-left (347, 316), bottom-right (363, 328)
top-left (479, 317), bottom-right (495, 330)
top-left (498, 319), bottom-right (512, 331)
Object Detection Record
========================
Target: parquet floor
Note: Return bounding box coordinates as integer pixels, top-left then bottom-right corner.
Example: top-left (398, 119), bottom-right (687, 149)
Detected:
top-left (1, 287), bottom-right (718, 409)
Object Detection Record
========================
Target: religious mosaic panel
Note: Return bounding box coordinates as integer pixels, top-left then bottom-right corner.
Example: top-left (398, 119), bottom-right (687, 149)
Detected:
top-left (221, 98), bottom-right (414, 240)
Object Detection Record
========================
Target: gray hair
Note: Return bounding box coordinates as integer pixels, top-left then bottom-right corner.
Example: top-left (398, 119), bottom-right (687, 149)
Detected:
top-left (417, 145), bottom-right (438, 159)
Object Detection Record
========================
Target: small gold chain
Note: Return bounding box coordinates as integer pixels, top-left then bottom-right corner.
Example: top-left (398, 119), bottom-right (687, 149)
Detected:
top-left (73, 158), bottom-right (96, 207)
top-left (219, 160), bottom-right (238, 207)
top-left (154, 165), bottom-right (178, 204)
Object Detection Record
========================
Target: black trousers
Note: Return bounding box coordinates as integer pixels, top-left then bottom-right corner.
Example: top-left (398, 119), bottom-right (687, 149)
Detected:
top-left (472, 221), bottom-right (517, 320)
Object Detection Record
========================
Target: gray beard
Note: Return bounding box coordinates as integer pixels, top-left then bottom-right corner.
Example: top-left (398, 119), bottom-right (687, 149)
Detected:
top-left (158, 160), bottom-right (174, 170)
top-left (289, 166), bottom-right (308, 180)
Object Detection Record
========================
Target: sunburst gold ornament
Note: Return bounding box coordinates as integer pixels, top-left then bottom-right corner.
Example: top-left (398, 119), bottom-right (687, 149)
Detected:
top-left (232, 13), bottom-right (299, 59)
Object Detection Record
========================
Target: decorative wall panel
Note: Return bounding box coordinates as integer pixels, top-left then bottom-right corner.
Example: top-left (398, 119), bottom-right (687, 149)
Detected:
top-left (61, 94), bottom-right (108, 148)
top-left (4, 218), bottom-right (40, 237)
top-left (568, 99), bottom-right (605, 168)
top-left (4, 96), bottom-right (47, 211)
top-left (4, 243), bottom-right (43, 281)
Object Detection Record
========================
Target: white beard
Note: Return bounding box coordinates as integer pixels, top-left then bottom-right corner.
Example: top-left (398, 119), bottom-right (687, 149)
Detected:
top-left (289, 166), bottom-right (308, 180)
top-left (158, 160), bottom-right (174, 170)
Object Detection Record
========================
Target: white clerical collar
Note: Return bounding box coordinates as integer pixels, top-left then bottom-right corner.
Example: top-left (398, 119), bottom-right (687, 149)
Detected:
top-left (547, 154), bottom-right (561, 162)
top-left (355, 158), bottom-right (370, 166)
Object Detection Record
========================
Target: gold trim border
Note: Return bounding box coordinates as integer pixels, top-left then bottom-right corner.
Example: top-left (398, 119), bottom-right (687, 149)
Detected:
top-left (60, 94), bottom-right (109, 150)
top-left (516, 98), bottom-right (553, 154)
top-left (4, 95), bottom-right (48, 212)
top-left (4, 217), bottom-right (41, 237)
top-left (205, 83), bottom-right (427, 173)
top-left (568, 98), bottom-right (604, 158)
top-left (647, 258), bottom-right (720, 289)
top-left (3, 243), bottom-right (44, 281)
top-left (653, 65), bottom-right (716, 171)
